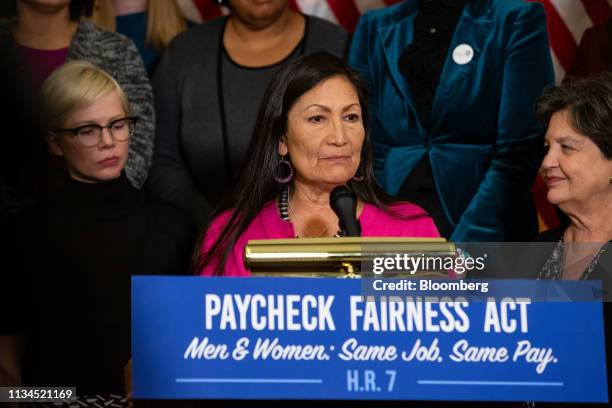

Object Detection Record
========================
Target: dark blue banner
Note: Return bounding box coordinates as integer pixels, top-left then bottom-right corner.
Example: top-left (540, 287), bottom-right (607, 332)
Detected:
top-left (132, 277), bottom-right (608, 402)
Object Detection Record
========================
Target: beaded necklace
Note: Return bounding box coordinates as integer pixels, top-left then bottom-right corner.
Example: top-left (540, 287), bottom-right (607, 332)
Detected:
top-left (277, 185), bottom-right (343, 238)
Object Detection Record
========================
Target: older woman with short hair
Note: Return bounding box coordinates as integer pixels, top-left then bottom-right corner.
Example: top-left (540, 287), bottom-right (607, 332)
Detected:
top-left (533, 73), bottom-right (612, 408)
top-left (197, 52), bottom-right (439, 276)
top-left (535, 73), bottom-right (612, 284)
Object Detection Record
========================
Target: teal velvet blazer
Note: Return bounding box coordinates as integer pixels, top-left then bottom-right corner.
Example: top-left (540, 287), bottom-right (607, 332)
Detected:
top-left (349, 0), bottom-right (554, 242)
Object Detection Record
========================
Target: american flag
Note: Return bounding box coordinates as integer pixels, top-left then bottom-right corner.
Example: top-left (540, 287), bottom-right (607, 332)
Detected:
top-left (177, 0), bottom-right (612, 229)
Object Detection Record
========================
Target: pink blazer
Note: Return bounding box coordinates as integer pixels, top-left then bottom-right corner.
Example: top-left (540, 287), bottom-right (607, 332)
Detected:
top-left (199, 201), bottom-right (440, 276)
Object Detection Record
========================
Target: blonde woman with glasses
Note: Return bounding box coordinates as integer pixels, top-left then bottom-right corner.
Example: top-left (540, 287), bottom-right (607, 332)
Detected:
top-left (0, 61), bottom-right (194, 404)
top-left (0, 0), bottom-right (155, 189)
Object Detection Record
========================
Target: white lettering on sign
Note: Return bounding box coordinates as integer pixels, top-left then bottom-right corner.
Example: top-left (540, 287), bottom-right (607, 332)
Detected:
top-left (204, 294), bottom-right (336, 331)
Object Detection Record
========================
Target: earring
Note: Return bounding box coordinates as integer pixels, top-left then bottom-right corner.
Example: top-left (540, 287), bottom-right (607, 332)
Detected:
top-left (274, 155), bottom-right (294, 183)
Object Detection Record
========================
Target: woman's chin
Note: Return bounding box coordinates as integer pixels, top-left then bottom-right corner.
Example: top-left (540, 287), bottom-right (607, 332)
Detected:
top-left (546, 191), bottom-right (569, 207)
top-left (92, 168), bottom-right (123, 182)
top-left (314, 168), bottom-right (357, 185)
top-left (104, 167), bottom-right (124, 176)
top-left (322, 181), bottom-right (353, 190)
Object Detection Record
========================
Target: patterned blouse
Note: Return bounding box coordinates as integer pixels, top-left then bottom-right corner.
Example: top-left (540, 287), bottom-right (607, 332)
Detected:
top-left (538, 236), bottom-right (609, 281)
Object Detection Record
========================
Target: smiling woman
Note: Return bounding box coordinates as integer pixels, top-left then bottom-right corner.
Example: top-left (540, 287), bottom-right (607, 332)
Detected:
top-left (196, 52), bottom-right (440, 276)
top-left (541, 109), bottom-right (611, 212)
top-left (530, 74), bottom-right (612, 405)
top-left (534, 73), bottom-right (612, 283)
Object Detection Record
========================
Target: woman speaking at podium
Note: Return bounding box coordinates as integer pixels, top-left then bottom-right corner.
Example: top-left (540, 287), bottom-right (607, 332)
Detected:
top-left (197, 52), bottom-right (440, 277)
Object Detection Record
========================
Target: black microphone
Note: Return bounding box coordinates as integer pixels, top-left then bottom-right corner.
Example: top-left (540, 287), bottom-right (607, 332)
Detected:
top-left (330, 185), bottom-right (361, 237)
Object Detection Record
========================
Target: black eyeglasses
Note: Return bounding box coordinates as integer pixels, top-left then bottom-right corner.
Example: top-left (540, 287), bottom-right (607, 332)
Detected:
top-left (55, 116), bottom-right (138, 147)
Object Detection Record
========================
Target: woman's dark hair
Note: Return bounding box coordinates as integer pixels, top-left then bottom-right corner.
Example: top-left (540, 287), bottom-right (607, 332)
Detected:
top-left (536, 72), bottom-right (612, 159)
top-left (194, 51), bottom-right (400, 275)
top-left (0, 0), bottom-right (94, 21)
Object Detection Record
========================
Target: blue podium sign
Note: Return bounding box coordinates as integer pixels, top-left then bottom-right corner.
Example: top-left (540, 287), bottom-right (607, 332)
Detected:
top-left (132, 277), bottom-right (608, 402)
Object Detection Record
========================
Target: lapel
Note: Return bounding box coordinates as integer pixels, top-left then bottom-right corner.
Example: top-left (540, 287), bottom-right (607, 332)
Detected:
top-left (377, 0), bottom-right (493, 134)
top-left (377, 1), bottom-right (423, 132)
top-left (430, 0), bottom-right (492, 133)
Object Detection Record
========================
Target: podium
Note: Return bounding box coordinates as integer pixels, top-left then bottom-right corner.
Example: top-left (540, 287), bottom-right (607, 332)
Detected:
top-left (131, 237), bottom-right (609, 403)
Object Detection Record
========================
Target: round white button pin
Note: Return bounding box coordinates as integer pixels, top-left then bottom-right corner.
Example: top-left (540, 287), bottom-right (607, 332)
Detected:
top-left (452, 44), bottom-right (474, 65)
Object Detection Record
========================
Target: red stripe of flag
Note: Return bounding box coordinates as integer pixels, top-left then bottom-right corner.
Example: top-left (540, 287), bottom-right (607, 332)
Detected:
top-left (581, 0), bottom-right (611, 26)
top-left (534, 0), bottom-right (578, 70)
top-left (383, 0), bottom-right (403, 5)
top-left (325, 0), bottom-right (362, 32)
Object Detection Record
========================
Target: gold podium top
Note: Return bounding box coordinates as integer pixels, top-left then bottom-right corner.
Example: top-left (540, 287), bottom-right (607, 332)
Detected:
top-left (244, 237), bottom-right (454, 277)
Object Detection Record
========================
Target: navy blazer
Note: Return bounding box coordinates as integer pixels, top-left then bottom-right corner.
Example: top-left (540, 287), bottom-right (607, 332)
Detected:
top-left (349, 0), bottom-right (554, 241)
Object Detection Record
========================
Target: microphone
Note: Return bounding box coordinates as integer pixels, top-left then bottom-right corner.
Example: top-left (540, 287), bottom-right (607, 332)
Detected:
top-left (330, 185), bottom-right (361, 237)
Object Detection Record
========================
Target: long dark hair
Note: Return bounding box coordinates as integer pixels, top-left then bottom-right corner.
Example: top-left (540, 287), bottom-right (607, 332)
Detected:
top-left (194, 51), bottom-right (400, 275)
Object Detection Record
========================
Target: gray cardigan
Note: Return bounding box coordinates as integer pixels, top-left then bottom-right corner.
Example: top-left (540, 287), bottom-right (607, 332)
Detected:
top-left (148, 15), bottom-right (348, 226)
top-left (0, 19), bottom-right (155, 189)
